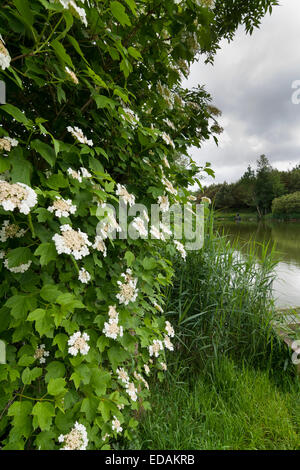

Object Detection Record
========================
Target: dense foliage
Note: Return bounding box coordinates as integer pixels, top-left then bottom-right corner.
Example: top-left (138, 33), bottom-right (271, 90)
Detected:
top-left (272, 191), bottom-right (300, 218)
top-left (0, 0), bottom-right (278, 450)
top-left (199, 155), bottom-right (300, 216)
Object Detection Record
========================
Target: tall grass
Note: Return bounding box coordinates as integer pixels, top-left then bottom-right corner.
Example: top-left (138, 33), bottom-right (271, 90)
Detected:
top-left (164, 213), bottom-right (281, 369)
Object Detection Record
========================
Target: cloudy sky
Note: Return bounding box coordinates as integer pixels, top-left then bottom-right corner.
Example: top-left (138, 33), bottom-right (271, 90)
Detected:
top-left (184, 0), bottom-right (300, 186)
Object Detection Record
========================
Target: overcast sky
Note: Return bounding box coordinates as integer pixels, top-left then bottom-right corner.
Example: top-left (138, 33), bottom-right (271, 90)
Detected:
top-left (184, 0), bottom-right (300, 186)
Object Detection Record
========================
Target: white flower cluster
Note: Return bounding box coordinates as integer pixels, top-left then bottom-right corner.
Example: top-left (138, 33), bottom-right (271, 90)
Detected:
top-left (161, 132), bottom-right (175, 149)
top-left (67, 126), bottom-right (93, 146)
top-left (132, 216), bottom-right (148, 237)
top-left (0, 250), bottom-right (5, 259)
top-left (67, 167), bottom-right (92, 183)
top-left (50, 1), bottom-right (88, 27)
top-left (112, 416), bottom-right (123, 434)
top-left (0, 34), bottom-right (11, 70)
top-left (52, 224), bottom-right (91, 259)
top-left (158, 195), bottom-right (170, 213)
top-left (34, 344), bottom-right (50, 364)
top-left (68, 331), bottom-right (90, 356)
top-left (121, 107), bottom-right (139, 126)
top-left (58, 422), bottom-right (88, 450)
top-left (116, 367), bottom-right (130, 385)
top-left (65, 66), bottom-right (79, 84)
top-left (149, 339), bottom-right (163, 358)
top-left (4, 259), bottom-right (32, 273)
top-left (0, 136), bottom-right (18, 152)
top-left (0, 181), bottom-right (37, 214)
top-left (116, 184), bottom-right (135, 206)
top-left (165, 320), bottom-right (175, 338)
top-left (174, 240), bottom-right (187, 260)
top-left (125, 382), bottom-right (138, 402)
top-left (103, 306), bottom-right (123, 340)
top-left (92, 235), bottom-right (107, 257)
top-left (97, 213), bottom-right (121, 239)
top-left (134, 371), bottom-right (149, 390)
top-left (116, 269), bottom-right (138, 305)
top-left (47, 196), bottom-right (77, 218)
top-left (161, 177), bottom-right (177, 196)
top-left (78, 267), bottom-right (91, 284)
top-left (0, 220), bottom-right (25, 242)
top-left (150, 225), bottom-right (165, 241)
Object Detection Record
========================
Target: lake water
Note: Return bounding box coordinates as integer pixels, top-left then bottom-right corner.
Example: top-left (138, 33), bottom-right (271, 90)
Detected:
top-left (216, 220), bottom-right (300, 309)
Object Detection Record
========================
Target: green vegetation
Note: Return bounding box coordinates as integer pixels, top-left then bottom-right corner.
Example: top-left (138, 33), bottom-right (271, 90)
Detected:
top-left (272, 192), bottom-right (300, 219)
top-left (135, 358), bottom-right (300, 450)
top-left (122, 215), bottom-right (300, 450)
top-left (199, 155), bottom-right (300, 218)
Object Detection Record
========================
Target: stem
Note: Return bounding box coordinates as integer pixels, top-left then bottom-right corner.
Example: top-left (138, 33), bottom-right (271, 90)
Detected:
top-left (28, 213), bottom-right (36, 239)
top-left (71, 255), bottom-right (80, 274)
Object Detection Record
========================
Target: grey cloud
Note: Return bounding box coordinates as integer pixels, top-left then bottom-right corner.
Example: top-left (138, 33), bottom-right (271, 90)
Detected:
top-left (185, 0), bottom-right (300, 185)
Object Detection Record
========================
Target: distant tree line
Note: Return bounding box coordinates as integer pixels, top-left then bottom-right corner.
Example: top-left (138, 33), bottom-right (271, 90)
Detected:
top-left (197, 155), bottom-right (300, 217)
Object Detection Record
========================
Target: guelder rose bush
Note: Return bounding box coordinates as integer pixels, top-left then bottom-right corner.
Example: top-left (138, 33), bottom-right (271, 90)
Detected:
top-left (0, 0), bottom-right (277, 450)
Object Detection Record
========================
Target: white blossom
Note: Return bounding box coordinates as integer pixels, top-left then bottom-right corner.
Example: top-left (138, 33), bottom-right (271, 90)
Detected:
top-left (158, 195), bottom-right (170, 213)
top-left (65, 66), bottom-right (79, 84)
top-left (125, 382), bottom-right (138, 401)
top-left (58, 422), bottom-right (88, 450)
top-left (103, 319), bottom-right (123, 340)
top-left (0, 35), bottom-right (11, 70)
top-left (78, 268), bottom-right (91, 284)
top-left (132, 216), bottom-right (148, 237)
top-left (0, 136), bottom-right (18, 152)
top-left (0, 181), bottom-right (37, 214)
top-left (149, 339), bottom-right (163, 358)
top-left (116, 269), bottom-right (139, 305)
top-left (68, 331), bottom-right (90, 356)
top-left (201, 196), bottom-right (211, 204)
top-left (164, 335), bottom-right (174, 351)
top-left (116, 367), bottom-right (129, 385)
top-left (67, 126), bottom-right (93, 146)
top-left (47, 197), bottom-right (77, 218)
top-left (174, 240), bottom-right (187, 260)
top-left (92, 235), bottom-right (107, 257)
top-left (0, 220), bottom-right (25, 242)
top-left (67, 168), bottom-right (82, 182)
top-left (150, 225), bottom-right (165, 241)
top-left (116, 184), bottom-right (135, 207)
top-left (162, 177), bottom-right (177, 196)
top-left (112, 416), bottom-right (123, 433)
top-left (34, 344), bottom-right (50, 364)
top-left (52, 224), bottom-right (91, 259)
top-left (165, 320), bottom-right (175, 338)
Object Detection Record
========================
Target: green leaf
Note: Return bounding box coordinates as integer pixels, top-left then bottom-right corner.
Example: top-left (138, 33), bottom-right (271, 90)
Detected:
top-left (142, 257), bottom-right (157, 270)
top-left (107, 346), bottom-right (129, 370)
top-left (45, 361), bottom-right (66, 383)
top-left (32, 402), bottom-right (55, 431)
top-left (34, 243), bottom-right (57, 266)
top-left (27, 308), bottom-right (46, 322)
top-left (128, 46), bottom-right (142, 60)
top-left (13, 0), bottom-right (34, 26)
top-left (1, 104), bottom-right (30, 125)
top-left (47, 377), bottom-right (66, 396)
top-left (110, 1), bottom-right (131, 26)
top-left (40, 284), bottom-right (62, 303)
top-left (22, 367), bottom-right (42, 385)
top-left (10, 148), bottom-right (32, 185)
top-left (31, 140), bottom-right (56, 167)
top-left (91, 369), bottom-right (111, 396)
top-left (51, 39), bottom-right (74, 68)
top-left (125, 250), bottom-right (135, 267)
top-left (5, 295), bottom-right (37, 320)
top-left (5, 247), bottom-right (32, 269)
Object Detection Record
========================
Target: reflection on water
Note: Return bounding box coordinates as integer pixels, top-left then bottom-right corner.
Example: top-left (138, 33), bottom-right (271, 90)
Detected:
top-left (216, 220), bottom-right (300, 308)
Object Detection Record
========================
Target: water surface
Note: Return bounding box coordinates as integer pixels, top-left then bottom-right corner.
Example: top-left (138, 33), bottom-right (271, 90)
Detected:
top-left (216, 220), bottom-right (300, 309)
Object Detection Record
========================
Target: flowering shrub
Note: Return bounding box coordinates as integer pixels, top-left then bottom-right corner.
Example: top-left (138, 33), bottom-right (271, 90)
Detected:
top-left (0, 0), bottom-right (277, 450)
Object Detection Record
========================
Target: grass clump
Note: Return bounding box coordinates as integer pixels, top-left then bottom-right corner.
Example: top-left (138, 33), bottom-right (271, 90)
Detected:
top-left (135, 358), bottom-right (300, 450)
